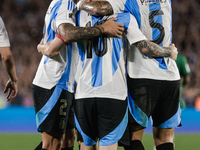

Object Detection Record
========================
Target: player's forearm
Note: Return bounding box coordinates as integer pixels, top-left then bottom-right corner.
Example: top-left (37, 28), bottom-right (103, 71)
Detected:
top-left (133, 40), bottom-right (172, 58)
top-left (38, 46), bottom-right (59, 57)
top-left (37, 37), bottom-right (64, 57)
top-left (1, 49), bottom-right (18, 82)
top-left (58, 23), bottom-right (104, 43)
top-left (80, 1), bottom-right (113, 16)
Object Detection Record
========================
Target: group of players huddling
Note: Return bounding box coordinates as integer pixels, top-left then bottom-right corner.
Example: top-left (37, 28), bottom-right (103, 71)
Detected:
top-left (32, 0), bottom-right (181, 150)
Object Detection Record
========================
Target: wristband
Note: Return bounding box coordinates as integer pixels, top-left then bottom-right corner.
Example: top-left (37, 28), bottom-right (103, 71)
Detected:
top-left (76, 0), bottom-right (84, 11)
top-left (56, 34), bottom-right (69, 46)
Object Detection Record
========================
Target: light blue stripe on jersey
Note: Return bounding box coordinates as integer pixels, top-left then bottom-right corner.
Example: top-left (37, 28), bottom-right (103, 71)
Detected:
top-left (156, 104), bottom-right (181, 128)
top-left (149, 3), bottom-right (167, 70)
top-left (112, 39), bottom-right (122, 75)
top-left (76, 12), bottom-right (86, 68)
top-left (128, 92), bottom-right (148, 127)
top-left (124, 0), bottom-right (141, 28)
top-left (77, 42), bottom-right (86, 68)
top-left (68, 0), bottom-right (75, 11)
top-left (44, 0), bottom-right (63, 64)
top-left (57, 43), bottom-right (72, 91)
top-left (91, 16), bottom-right (103, 87)
top-left (36, 86), bottom-right (62, 131)
top-left (111, 13), bottom-right (127, 75)
top-left (99, 107), bottom-right (128, 146)
top-left (75, 115), bottom-right (96, 146)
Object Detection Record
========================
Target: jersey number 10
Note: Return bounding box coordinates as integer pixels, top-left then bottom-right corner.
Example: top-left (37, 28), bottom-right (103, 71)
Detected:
top-left (86, 20), bottom-right (108, 59)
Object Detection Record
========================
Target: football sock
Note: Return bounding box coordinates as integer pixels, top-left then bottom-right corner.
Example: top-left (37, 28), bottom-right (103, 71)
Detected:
top-left (130, 140), bottom-right (145, 150)
top-left (156, 142), bottom-right (174, 150)
top-left (34, 141), bottom-right (42, 150)
top-left (123, 145), bottom-right (132, 150)
top-left (61, 146), bottom-right (74, 150)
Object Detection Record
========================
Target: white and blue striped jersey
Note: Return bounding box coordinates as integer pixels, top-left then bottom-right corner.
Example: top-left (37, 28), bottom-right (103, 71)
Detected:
top-left (75, 11), bottom-right (147, 100)
top-left (107, 0), bottom-right (180, 80)
top-left (33, 0), bottom-right (79, 93)
top-left (0, 17), bottom-right (10, 47)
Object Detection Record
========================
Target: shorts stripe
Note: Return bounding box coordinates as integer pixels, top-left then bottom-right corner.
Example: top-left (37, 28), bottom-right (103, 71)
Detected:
top-left (36, 86), bottom-right (62, 130)
top-left (128, 92), bottom-right (148, 127)
top-left (156, 104), bottom-right (181, 128)
top-left (75, 115), bottom-right (96, 146)
top-left (99, 107), bottom-right (128, 146)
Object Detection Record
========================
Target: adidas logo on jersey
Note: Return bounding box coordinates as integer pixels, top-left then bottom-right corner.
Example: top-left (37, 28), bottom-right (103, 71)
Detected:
top-left (140, 0), bottom-right (167, 5)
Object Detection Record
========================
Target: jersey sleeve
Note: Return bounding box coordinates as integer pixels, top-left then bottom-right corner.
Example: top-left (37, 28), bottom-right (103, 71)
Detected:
top-left (106, 0), bottom-right (126, 14)
top-left (55, 0), bottom-right (76, 28)
top-left (0, 17), bottom-right (10, 47)
top-left (126, 14), bottom-right (147, 45)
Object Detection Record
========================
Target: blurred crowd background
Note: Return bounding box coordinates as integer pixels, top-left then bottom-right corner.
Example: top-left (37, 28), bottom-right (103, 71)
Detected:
top-left (0, 0), bottom-right (200, 108)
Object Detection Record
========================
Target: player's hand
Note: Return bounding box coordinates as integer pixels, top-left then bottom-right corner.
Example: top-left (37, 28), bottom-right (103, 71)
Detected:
top-left (37, 39), bottom-right (51, 53)
top-left (169, 43), bottom-right (178, 60)
top-left (101, 17), bottom-right (124, 38)
top-left (37, 38), bottom-right (44, 53)
top-left (3, 79), bottom-right (18, 101)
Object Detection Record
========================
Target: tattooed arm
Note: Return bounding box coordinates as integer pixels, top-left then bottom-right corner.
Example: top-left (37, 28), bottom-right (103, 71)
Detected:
top-left (59, 17), bottom-right (123, 43)
top-left (79, 1), bottom-right (113, 16)
top-left (133, 40), bottom-right (178, 60)
top-left (38, 18), bottom-right (124, 57)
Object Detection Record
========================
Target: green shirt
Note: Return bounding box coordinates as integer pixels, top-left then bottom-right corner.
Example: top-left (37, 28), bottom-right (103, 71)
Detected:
top-left (175, 54), bottom-right (191, 108)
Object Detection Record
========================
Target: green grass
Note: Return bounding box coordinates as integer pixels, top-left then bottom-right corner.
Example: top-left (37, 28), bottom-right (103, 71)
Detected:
top-left (0, 133), bottom-right (199, 150)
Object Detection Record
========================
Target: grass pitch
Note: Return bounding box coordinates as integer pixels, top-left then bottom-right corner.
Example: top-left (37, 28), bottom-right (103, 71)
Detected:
top-left (0, 133), bottom-right (199, 150)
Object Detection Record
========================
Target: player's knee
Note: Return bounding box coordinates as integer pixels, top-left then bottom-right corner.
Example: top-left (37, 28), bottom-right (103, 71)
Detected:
top-left (64, 129), bottom-right (76, 146)
top-left (153, 128), bottom-right (174, 144)
top-left (42, 132), bottom-right (63, 149)
top-left (43, 140), bottom-right (62, 150)
top-left (130, 124), bottom-right (145, 132)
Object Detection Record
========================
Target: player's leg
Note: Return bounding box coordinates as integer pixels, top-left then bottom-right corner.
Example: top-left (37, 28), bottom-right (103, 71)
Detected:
top-left (80, 142), bottom-right (97, 150)
top-left (97, 98), bottom-right (128, 150)
top-left (74, 98), bottom-right (98, 150)
top-left (99, 142), bottom-right (118, 150)
top-left (42, 132), bottom-right (63, 149)
top-left (129, 125), bottom-right (145, 150)
top-left (127, 77), bottom-right (162, 150)
top-left (151, 80), bottom-right (181, 150)
top-left (62, 102), bottom-right (76, 150)
top-left (61, 128), bottom-right (75, 150)
top-left (153, 127), bottom-right (174, 149)
top-left (33, 85), bottom-right (74, 150)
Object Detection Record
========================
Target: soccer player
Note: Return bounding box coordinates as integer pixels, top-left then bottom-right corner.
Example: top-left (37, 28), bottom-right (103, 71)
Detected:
top-left (32, 0), bottom-right (124, 150)
top-left (78, 1), bottom-right (181, 150)
top-left (0, 17), bottom-right (18, 101)
top-left (74, 9), bottom-right (178, 150)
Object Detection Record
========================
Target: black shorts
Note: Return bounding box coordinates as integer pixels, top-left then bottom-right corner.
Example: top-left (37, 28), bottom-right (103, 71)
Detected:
top-left (127, 77), bottom-right (181, 128)
top-left (75, 97), bottom-right (128, 146)
top-left (32, 84), bottom-right (75, 134)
